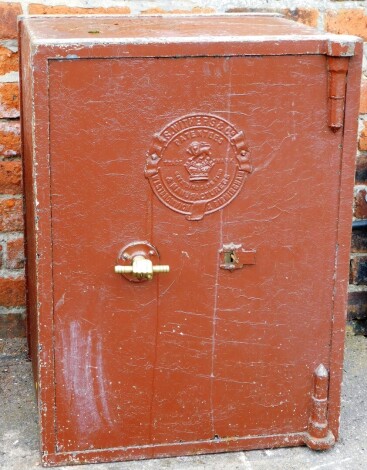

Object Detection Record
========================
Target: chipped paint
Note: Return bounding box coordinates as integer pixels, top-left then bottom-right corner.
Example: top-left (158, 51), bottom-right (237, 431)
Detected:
top-left (60, 322), bottom-right (102, 437)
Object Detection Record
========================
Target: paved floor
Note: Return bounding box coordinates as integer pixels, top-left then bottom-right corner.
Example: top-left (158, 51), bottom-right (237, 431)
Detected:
top-left (1, 334), bottom-right (366, 470)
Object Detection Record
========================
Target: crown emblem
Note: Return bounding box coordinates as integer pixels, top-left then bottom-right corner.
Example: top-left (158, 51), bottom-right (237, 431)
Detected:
top-left (184, 141), bottom-right (215, 181)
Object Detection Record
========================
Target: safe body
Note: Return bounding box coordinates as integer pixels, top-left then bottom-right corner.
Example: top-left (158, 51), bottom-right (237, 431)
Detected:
top-left (19, 14), bottom-right (362, 466)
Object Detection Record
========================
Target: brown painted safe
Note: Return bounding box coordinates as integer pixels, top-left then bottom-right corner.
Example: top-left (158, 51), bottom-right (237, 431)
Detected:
top-left (20, 14), bottom-right (362, 466)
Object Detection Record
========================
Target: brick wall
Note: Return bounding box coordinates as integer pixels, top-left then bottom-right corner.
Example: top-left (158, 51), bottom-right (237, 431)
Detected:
top-left (1, 0), bottom-right (367, 338)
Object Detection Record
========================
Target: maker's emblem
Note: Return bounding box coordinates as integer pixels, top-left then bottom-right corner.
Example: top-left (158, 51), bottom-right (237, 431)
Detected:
top-left (145, 114), bottom-right (252, 220)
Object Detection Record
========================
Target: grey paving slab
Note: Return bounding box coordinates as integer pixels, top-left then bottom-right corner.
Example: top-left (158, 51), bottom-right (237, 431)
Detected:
top-left (1, 335), bottom-right (366, 470)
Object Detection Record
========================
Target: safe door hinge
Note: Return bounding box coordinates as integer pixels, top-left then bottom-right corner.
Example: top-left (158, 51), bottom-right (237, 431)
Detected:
top-left (304, 364), bottom-right (335, 450)
top-left (327, 57), bottom-right (349, 132)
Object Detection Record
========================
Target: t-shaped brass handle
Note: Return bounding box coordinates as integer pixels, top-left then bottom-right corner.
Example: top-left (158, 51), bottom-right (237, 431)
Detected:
top-left (115, 255), bottom-right (170, 281)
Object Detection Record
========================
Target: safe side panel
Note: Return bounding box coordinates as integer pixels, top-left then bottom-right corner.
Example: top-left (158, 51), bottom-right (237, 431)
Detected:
top-left (19, 22), bottom-right (39, 383)
top-left (49, 55), bottom-right (340, 452)
top-left (326, 44), bottom-right (363, 438)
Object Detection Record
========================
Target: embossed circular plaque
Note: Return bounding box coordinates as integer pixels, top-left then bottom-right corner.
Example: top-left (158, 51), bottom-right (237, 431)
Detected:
top-left (144, 114), bottom-right (252, 221)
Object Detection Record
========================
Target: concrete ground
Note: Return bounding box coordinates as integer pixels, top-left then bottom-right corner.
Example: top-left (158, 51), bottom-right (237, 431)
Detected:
top-left (0, 334), bottom-right (366, 470)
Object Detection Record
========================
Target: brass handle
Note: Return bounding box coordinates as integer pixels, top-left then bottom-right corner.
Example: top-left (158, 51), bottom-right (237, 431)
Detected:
top-left (115, 255), bottom-right (169, 281)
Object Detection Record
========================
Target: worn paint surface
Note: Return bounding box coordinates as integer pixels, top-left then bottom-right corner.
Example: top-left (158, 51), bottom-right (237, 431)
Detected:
top-left (19, 14), bottom-right (362, 467)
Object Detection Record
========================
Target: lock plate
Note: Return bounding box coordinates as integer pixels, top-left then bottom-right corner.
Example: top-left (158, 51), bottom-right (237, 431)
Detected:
top-left (116, 241), bottom-right (160, 283)
top-left (219, 243), bottom-right (256, 271)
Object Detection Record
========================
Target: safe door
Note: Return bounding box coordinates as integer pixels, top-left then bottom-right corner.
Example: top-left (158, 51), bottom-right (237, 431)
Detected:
top-left (48, 54), bottom-right (342, 456)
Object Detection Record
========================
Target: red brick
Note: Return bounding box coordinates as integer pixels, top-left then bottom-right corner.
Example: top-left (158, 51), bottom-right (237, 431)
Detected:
top-left (6, 237), bottom-right (24, 269)
top-left (0, 312), bottom-right (26, 338)
top-left (348, 290), bottom-right (367, 320)
top-left (0, 3), bottom-right (22, 40)
top-left (283, 9), bottom-right (319, 28)
top-left (0, 161), bottom-right (22, 194)
top-left (0, 198), bottom-right (23, 232)
top-left (347, 319), bottom-right (367, 335)
top-left (360, 78), bottom-right (367, 113)
top-left (28, 4), bottom-right (130, 14)
top-left (325, 9), bottom-right (367, 41)
top-left (225, 7), bottom-right (318, 27)
top-left (356, 154), bottom-right (367, 183)
top-left (142, 7), bottom-right (215, 14)
top-left (0, 83), bottom-right (19, 119)
top-left (226, 7), bottom-right (254, 12)
top-left (350, 255), bottom-right (367, 284)
top-left (351, 228), bottom-right (367, 253)
top-left (354, 188), bottom-right (367, 219)
top-left (0, 121), bottom-right (21, 157)
top-left (358, 121), bottom-right (367, 151)
top-left (0, 277), bottom-right (25, 307)
top-left (0, 46), bottom-right (18, 76)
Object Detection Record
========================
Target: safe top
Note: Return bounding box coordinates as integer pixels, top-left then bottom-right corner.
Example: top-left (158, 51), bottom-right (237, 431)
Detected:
top-left (21, 13), bottom-right (359, 55)
top-left (20, 14), bottom-right (362, 467)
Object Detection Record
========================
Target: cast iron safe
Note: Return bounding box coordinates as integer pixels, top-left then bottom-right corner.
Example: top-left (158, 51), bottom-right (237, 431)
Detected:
top-left (20, 14), bottom-right (362, 466)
